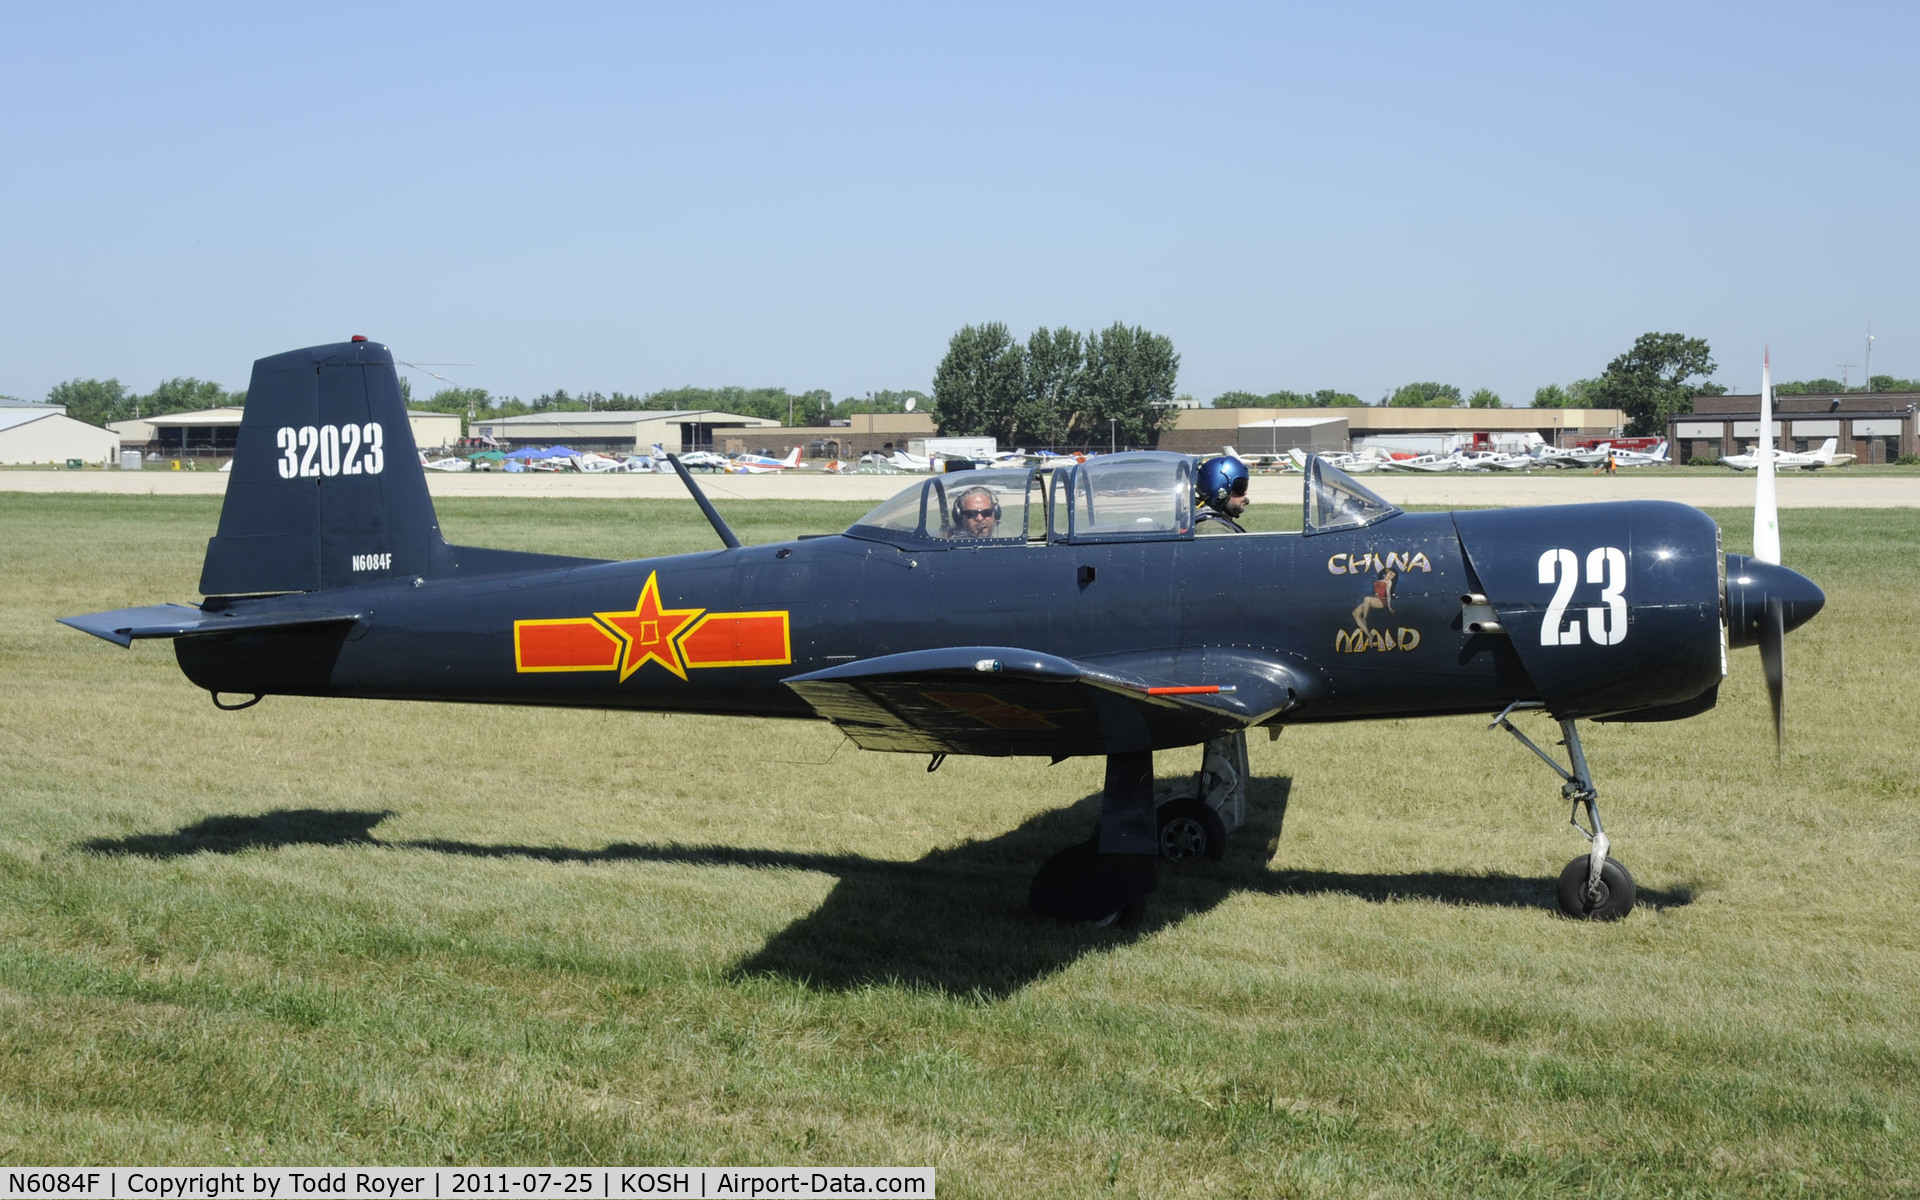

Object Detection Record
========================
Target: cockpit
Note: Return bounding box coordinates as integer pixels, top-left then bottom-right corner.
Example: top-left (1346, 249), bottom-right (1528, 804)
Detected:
top-left (843, 451), bottom-right (1401, 548)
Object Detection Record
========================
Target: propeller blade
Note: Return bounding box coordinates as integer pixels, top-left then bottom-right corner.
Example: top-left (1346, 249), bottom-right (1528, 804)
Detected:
top-left (1755, 348), bottom-right (1781, 564)
top-left (1760, 597), bottom-right (1785, 761)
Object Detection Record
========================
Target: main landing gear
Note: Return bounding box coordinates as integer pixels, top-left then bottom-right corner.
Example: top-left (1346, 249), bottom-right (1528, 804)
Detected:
top-left (1029, 751), bottom-right (1160, 925)
top-left (1492, 705), bottom-right (1637, 921)
top-left (1153, 731), bottom-right (1249, 864)
top-left (1029, 734), bottom-right (1253, 925)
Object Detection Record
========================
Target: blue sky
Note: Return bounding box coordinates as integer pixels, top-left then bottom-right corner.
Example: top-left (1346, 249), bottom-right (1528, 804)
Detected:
top-left (3, 2), bottom-right (1913, 408)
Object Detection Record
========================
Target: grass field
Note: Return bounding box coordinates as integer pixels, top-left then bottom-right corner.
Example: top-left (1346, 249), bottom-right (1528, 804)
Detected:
top-left (1, 493), bottom-right (1916, 1197)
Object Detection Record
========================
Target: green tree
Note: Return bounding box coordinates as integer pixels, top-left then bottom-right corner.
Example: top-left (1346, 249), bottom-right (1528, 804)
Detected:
top-left (137, 378), bottom-right (235, 417)
top-left (1017, 326), bottom-right (1082, 445)
top-left (1532, 379), bottom-right (1601, 408)
top-left (1078, 322), bottom-right (1179, 446)
top-left (1389, 381), bottom-right (1462, 407)
top-left (46, 378), bottom-right (131, 427)
top-left (1466, 388), bottom-right (1501, 409)
top-left (830, 390), bottom-right (922, 417)
top-left (1588, 332), bottom-right (1718, 436)
top-left (426, 386), bottom-right (492, 414)
top-left (1215, 388), bottom-right (1362, 408)
top-left (932, 322), bottom-right (1025, 439)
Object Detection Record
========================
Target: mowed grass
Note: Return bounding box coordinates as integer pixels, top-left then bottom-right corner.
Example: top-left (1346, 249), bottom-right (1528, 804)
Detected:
top-left (1, 492), bottom-right (1916, 1197)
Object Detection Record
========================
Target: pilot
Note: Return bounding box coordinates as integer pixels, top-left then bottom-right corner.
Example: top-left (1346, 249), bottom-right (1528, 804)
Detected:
top-left (1194, 455), bottom-right (1251, 534)
top-left (951, 486), bottom-right (1000, 538)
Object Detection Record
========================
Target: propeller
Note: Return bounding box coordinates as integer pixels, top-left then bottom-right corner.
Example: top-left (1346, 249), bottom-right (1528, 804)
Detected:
top-left (1724, 348), bottom-right (1821, 760)
top-left (1756, 348), bottom-right (1784, 758)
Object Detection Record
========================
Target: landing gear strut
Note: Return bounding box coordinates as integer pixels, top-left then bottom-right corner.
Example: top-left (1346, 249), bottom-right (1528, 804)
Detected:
top-left (1492, 705), bottom-right (1637, 921)
top-left (1029, 751), bottom-right (1159, 924)
top-left (1152, 731), bottom-right (1249, 863)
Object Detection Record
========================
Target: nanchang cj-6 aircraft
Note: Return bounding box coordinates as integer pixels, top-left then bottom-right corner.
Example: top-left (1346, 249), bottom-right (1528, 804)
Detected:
top-left (63, 339), bottom-right (1826, 924)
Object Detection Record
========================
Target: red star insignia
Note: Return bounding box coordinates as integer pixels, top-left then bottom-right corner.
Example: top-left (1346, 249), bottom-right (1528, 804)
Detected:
top-left (595, 572), bottom-right (704, 681)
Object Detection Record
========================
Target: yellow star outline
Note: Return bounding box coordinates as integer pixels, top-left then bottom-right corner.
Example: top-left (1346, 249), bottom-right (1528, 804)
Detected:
top-left (594, 572), bottom-right (704, 682)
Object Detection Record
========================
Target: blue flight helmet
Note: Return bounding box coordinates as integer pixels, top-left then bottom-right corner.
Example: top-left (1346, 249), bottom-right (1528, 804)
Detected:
top-left (1195, 455), bottom-right (1250, 512)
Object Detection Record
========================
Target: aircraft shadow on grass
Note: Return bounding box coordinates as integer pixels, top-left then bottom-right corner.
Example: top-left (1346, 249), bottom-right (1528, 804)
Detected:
top-left (81, 782), bottom-right (1693, 998)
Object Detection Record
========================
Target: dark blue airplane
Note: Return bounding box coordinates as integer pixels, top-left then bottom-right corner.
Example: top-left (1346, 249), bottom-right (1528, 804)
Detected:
top-left (62, 339), bottom-right (1825, 925)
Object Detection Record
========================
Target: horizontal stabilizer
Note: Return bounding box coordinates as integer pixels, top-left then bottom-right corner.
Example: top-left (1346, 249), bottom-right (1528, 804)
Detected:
top-left (784, 645), bottom-right (1314, 756)
top-left (58, 603), bottom-right (364, 648)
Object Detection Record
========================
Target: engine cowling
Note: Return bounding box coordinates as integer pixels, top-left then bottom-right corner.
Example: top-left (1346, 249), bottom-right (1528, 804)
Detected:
top-left (1452, 501), bottom-right (1725, 719)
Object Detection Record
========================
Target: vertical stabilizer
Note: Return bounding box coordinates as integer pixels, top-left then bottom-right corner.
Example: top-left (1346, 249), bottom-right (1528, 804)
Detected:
top-left (200, 339), bottom-right (445, 595)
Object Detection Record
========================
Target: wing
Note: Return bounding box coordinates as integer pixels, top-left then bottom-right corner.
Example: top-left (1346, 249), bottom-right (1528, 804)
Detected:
top-left (784, 645), bottom-right (1323, 756)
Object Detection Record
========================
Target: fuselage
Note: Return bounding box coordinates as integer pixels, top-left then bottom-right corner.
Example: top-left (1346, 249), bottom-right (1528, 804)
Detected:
top-left (175, 501), bottom-right (1731, 737)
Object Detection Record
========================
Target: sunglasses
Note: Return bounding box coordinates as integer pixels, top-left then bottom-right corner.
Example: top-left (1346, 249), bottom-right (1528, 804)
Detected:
top-left (961, 509), bottom-right (995, 519)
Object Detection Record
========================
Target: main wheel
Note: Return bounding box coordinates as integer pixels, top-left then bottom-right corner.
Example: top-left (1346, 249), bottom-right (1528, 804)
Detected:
top-left (1556, 854), bottom-right (1636, 920)
top-left (1156, 799), bottom-right (1227, 863)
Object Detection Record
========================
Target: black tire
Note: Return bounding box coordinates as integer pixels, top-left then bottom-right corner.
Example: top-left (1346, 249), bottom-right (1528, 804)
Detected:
top-left (1556, 854), bottom-right (1636, 921)
top-left (1156, 799), bottom-right (1227, 863)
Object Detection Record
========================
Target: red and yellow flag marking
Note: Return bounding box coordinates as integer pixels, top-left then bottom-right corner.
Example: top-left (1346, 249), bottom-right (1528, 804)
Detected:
top-left (679, 611), bottom-right (791, 668)
top-left (512, 571), bottom-right (792, 680)
top-left (514, 618), bottom-right (622, 672)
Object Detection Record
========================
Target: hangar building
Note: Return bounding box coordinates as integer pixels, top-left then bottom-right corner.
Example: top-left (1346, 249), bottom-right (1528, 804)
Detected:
top-left (1155, 406), bottom-right (1626, 457)
top-left (112, 408), bottom-right (463, 460)
top-left (471, 410), bottom-right (780, 454)
top-left (1669, 393), bottom-right (1919, 464)
top-left (0, 405), bottom-right (121, 466)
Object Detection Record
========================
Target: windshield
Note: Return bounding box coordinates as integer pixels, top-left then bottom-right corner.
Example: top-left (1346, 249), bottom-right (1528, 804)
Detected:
top-left (1303, 455), bottom-right (1402, 535)
top-left (848, 454), bottom-right (1202, 546)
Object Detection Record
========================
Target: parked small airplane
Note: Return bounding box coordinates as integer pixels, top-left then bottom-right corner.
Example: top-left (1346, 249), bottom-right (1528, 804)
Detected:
top-left (1223, 445), bottom-right (1294, 472)
top-left (1721, 437), bottom-right (1855, 471)
top-left (1286, 448), bottom-right (1379, 473)
top-left (728, 447), bottom-right (803, 473)
top-left (1375, 451), bottom-right (1463, 473)
top-left (672, 449), bottom-right (733, 472)
top-left (61, 339), bottom-right (1825, 926)
top-left (1606, 441), bottom-right (1670, 468)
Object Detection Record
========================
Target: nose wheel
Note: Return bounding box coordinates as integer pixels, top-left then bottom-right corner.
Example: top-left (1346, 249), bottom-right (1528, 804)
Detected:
top-left (1492, 705), bottom-right (1637, 921)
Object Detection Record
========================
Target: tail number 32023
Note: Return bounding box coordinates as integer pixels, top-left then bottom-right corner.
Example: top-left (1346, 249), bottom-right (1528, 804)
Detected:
top-left (1538, 547), bottom-right (1627, 646)
top-left (276, 423), bottom-right (385, 479)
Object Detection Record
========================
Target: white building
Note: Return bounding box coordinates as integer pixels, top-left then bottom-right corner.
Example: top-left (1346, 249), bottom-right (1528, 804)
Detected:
top-left (471, 409), bottom-right (781, 453)
top-left (0, 408), bottom-right (121, 466)
top-left (113, 408), bottom-right (463, 458)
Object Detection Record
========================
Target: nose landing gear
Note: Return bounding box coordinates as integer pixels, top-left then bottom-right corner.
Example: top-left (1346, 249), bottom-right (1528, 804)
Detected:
top-left (1492, 705), bottom-right (1638, 921)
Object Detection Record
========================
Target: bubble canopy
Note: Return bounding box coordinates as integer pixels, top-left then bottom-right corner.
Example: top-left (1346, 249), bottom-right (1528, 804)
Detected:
top-left (846, 452), bottom-right (1198, 547)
